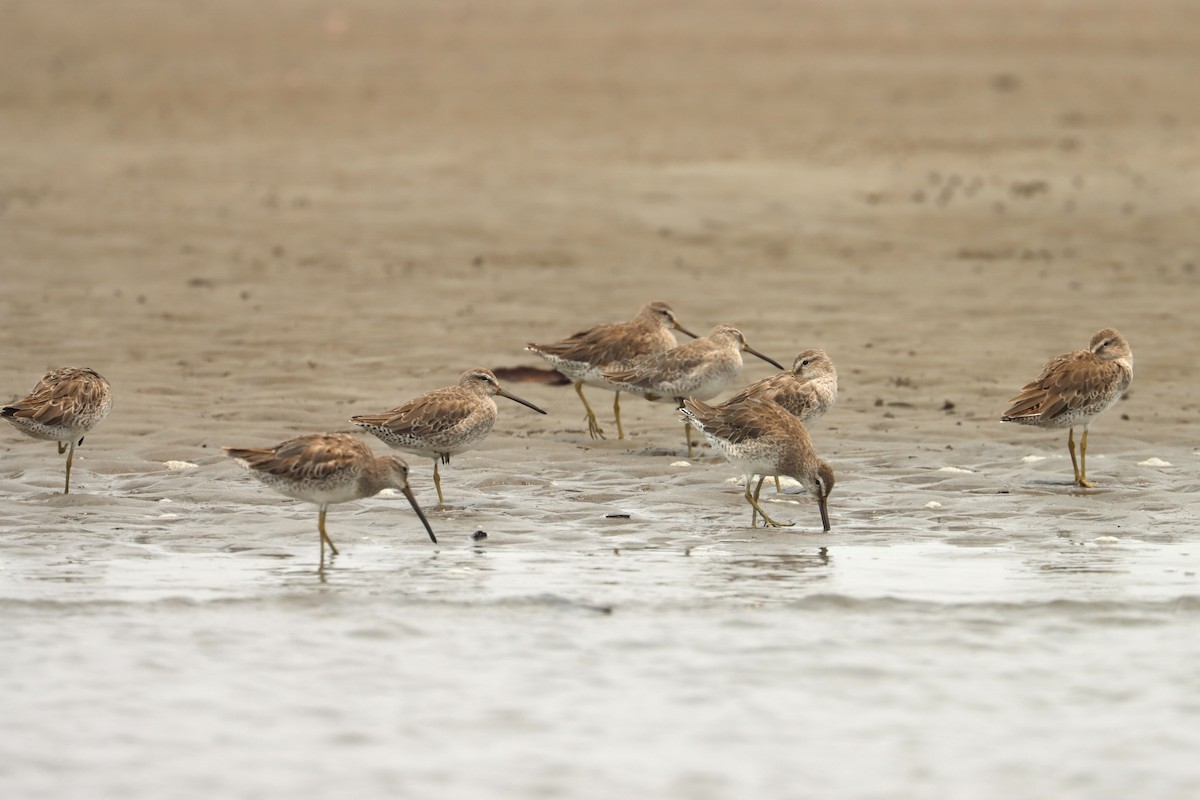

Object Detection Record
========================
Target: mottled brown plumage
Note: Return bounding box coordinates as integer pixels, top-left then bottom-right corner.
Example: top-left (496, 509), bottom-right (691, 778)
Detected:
top-left (681, 397), bottom-right (834, 530)
top-left (351, 369), bottom-right (547, 504)
top-left (1001, 328), bottom-right (1133, 487)
top-left (602, 324), bottom-right (785, 457)
top-left (720, 348), bottom-right (838, 494)
top-left (526, 301), bottom-right (697, 439)
top-left (3, 367), bottom-right (112, 494)
top-left (224, 432), bottom-right (436, 561)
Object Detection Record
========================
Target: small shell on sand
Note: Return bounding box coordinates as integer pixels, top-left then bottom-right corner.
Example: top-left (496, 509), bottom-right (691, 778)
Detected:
top-left (1094, 536), bottom-right (1121, 545)
top-left (672, 461), bottom-right (691, 468)
top-left (1022, 455), bottom-right (1046, 463)
top-left (164, 461), bottom-right (198, 470)
top-left (938, 466), bottom-right (974, 474)
top-left (925, 501), bottom-right (943, 509)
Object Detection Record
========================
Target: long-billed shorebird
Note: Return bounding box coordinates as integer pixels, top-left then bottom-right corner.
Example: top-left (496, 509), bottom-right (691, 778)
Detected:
top-left (351, 368), bottom-right (547, 505)
top-left (601, 324), bottom-right (784, 456)
top-left (224, 432), bottom-right (436, 561)
top-left (3, 367), bottom-right (112, 494)
top-left (1001, 328), bottom-right (1133, 488)
top-left (526, 301), bottom-right (697, 440)
top-left (681, 396), bottom-right (834, 530)
top-left (721, 348), bottom-right (838, 493)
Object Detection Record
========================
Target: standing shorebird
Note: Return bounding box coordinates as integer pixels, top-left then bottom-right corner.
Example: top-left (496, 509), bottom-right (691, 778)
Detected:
top-left (681, 396), bottom-right (834, 530)
top-left (601, 324), bottom-right (784, 457)
top-left (721, 348), bottom-right (838, 493)
top-left (526, 300), bottom-right (697, 440)
top-left (351, 368), bottom-right (547, 505)
top-left (223, 432), bottom-right (436, 562)
top-left (3, 367), bottom-right (112, 495)
top-left (1001, 328), bottom-right (1133, 488)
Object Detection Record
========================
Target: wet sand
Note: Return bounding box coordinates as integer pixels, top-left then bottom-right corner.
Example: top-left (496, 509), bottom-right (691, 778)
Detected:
top-left (3, 1), bottom-right (1200, 798)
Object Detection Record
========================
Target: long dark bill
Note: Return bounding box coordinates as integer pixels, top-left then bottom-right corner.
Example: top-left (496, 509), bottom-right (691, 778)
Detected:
top-left (745, 346), bottom-right (785, 371)
top-left (818, 494), bottom-right (831, 532)
top-left (402, 485), bottom-right (438, 543)
top-left (674, 323), bottom-right (700, 339)
top-left (498, 389), bottom-right (548, 415)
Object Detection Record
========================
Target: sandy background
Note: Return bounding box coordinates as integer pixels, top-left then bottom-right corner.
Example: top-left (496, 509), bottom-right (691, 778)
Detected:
top-left (6, 4), bottom-right (1200, 799)
top-left (2, 0), bottom-right (1199, 526)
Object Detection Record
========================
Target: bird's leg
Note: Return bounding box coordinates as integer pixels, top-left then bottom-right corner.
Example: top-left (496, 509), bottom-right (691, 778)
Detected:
top-left (318, 505), bottom-right (340, 557)
top-left (432, 459), bottom-right (446, 505)
top-left (683, 420), bottom-right (694, 459)
top-left (1067, 427), bottom-right (1082, 485)
top-left (1078, 428), bottom-right (1095, 488)
top-left (751, 475), bottom-right (768, 525)
top-left (575, 381), bottom-right (604, 439)
top-left (613, 392), bottom-right (625, 440)
top-left (58, 441), bottom-right (68, 455)
top-left (774, 476), bottom-right (782, 493)
top-left (745, 482), bottom-right (793, 528)
top-left (63, 440), bottom-right (75, 494)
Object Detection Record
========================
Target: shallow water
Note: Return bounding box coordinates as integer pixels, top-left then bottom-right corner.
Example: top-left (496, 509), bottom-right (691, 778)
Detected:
top-left (4, 436), bottom-right (1199, 800)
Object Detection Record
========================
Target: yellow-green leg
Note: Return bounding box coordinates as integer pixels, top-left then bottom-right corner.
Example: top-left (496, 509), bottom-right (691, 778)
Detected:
top-left (63, 440), bottom-right (75, 495)
top-left (1066, 427), bottom-right (1079, 483)
top-left (1078, 428), bottom-right (1094, 488)
top-left (683, 421), bottom-right (694, 458)
top-left (1067, 427), bottom-right (1094, 487)
top-left (432, 459), bottom-right (446, 505)
top-left (613, 392), bottom-right (625, 440)
top-left (318, 505), bottom-right (340, 557)
top-left (774, 475), bottom-right (782, 493)
top-left (745, 481), bottom-right (792, 528)
top-left (751, 475), bottom-right (768, 526)
top-left (575, 381), bottom-right (604, 439)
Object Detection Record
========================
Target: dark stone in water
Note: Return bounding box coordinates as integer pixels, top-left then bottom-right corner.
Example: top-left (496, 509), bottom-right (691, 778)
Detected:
top-left (472, 530), bottom-right (488, 541)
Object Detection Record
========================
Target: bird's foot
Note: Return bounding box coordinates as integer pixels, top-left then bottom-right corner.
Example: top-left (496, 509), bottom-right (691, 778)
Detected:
top-left (584, 413), bottom-right (606, 440)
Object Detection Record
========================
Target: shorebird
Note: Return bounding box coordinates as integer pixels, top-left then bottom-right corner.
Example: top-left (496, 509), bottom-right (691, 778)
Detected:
top-left (224, 432), bottom-right (436, 561)
top-left (601, 324), bottom-right (784, 456)
top-left (351, 368), bottom-right (547, 505)
top-left (526, 301), bottom-right (697, 440)
top-left (681, 396), bottom-right (834, 530)
top-left (721, 348), bottom-right (838, 493)
top-left (2, 367), bottom-right (112, 494)
top-left (1001, 327), bottom-right (1133, 488)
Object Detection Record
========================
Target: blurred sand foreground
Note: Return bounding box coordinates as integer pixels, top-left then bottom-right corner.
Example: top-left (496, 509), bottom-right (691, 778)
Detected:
top-left (1, 0), bottom-right (1198, 491)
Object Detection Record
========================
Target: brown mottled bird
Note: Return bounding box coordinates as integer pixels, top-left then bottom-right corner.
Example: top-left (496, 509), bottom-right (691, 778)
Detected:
top-left (351, 369), bottom-right (547, 505)
top-left (681, 396), bottom-right (834, 530)
top-left (1001, 328), bottom-right (1133, 487)
top-left (526, 301), bottom-right (697, 440)
top-left (3, 367), bottom-right (112, 494)
top-left (720, 348), bottom-right (838, 494)
top-left (602, 324), bottom-right (784, 457)
top-left (224, 432), bottom-right (435, 561)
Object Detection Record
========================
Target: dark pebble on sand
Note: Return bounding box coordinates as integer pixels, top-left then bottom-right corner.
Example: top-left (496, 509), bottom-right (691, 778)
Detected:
top-left (472, 530), bottom-right (487, 541)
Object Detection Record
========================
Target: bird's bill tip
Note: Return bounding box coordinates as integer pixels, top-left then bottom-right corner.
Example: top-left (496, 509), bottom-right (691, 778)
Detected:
top-left (498, 388), bottom-right (548, 415)
top-left (746, 346), bottom-right (785, 370)
top-left (818, 496), bottom-right (831, 532)
top-left (402, 485), bottom-right (438, 543)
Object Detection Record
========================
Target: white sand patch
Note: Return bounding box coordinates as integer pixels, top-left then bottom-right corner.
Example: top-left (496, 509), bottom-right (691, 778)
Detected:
top-left (1138, 457), bottom-right (1172, 467)
top-left (938, 466), bottom-right (973, 474)
top-left (1094, 536), bottom-right (1121, 545)
top-left (671, 461), bottom-right (691, 468)
top-left (1022, 455), bottom-right (1047, 463)
top-left (164, 461), bottom-right (198, 470)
